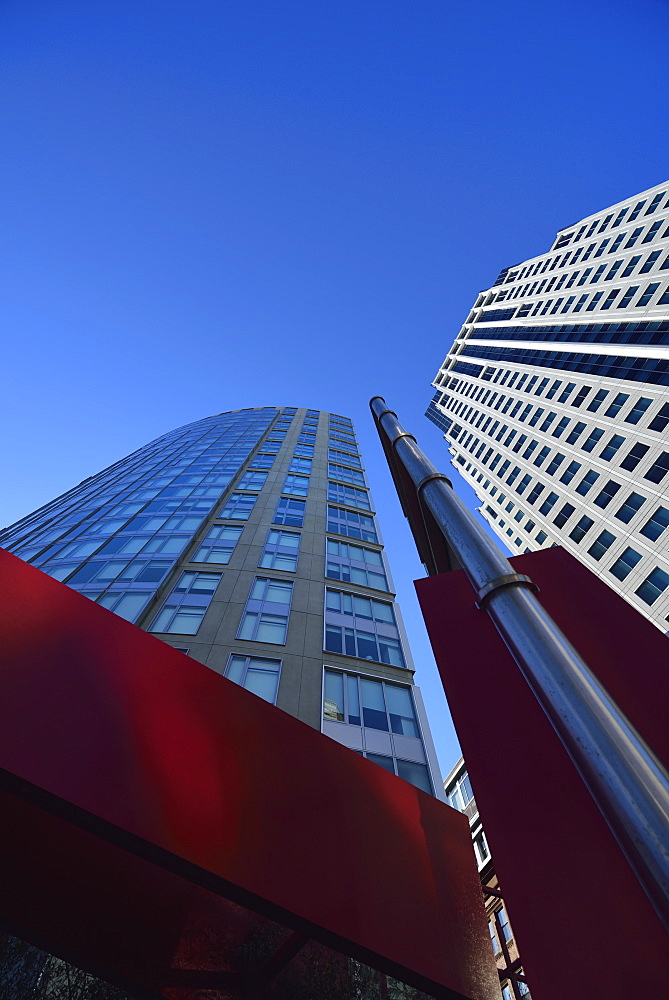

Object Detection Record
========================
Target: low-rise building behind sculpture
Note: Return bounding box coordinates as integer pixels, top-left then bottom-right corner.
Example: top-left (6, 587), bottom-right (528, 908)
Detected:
top-left (445, 758), bottom-right (531, 1000)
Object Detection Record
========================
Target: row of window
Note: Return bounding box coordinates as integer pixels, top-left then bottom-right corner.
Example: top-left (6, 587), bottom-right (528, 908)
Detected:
top-left (476, 468), bottom-right (669, 606)
top-left (488, 277), bottom-right (669, 321)
top-left (483, 462), bottom-right (669, 559)
top-left (492, 234), bottom-right (669, 305)
top-left (446, 387), bottom-right (668, 442)
top-left (580, 530), bottom-right (669, 606)
top-left (49, 522), bottom-right (386, 601)
top-left (468, 318), bottom-right (669, 351)
top-left (456, 344), bottom-right (669, 386)
top-left (146, 571), bottom-right (406, 665)
top-left (442, 370), bottom-right (668, 431)
top-left (8, 423), bottom-right (278, 553)
top-left (450, 411), bottom-right (669, 487)
top-left (503, 192), bottom-right (668, 273)
top-left (34, 481), bottom-right (375, 576)
top-left (2, 410), bottom-right (281, 548)
top-left (7, 409), bottom-right (352, 558)
top-left (219, 490), bottom-right (378, 541)
top-left (182, 521), bottom-right (390, 589)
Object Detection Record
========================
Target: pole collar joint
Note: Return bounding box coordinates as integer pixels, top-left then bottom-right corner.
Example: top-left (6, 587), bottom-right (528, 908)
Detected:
top-left (391, 430), bottom-right (417, 450)
top-left (475, 573), bottom-right (539, 609)
top-left (416, 471), bottom-right (453, 494)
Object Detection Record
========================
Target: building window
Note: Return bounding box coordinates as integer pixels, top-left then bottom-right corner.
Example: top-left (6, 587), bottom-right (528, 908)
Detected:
top-left (569, 516), bottom-right (594, 543)
top-left (642, 221), bottom-right (662, 243)
top-left (621, 258), bottom-right (641, 278)
top-left (575, 470), bottom-right (600, 496)
top-left (273, 496), bottom-right (306, 526)
top-left (497, 906), bottom-right (513, 943)
top-left (473, 831), bottom-right (490, 867)
top-left (327, 482), bottom-right (371, 510)
top-left (625, 226), bottom-right (644, 247)
top-left (534, 446), bottom-right (551, 468)
top-left (225, 654), bottom-right (281, 704)
top-left (327, 504), bottom-right (378, 542)
top-left (538, 491), bottom-right (559, 516)
top-left (446, 771), bottom-right (474, 811)
top-left (289, 456), bottom-right (313, 474)
top-left (193, 524), bottom-right (243, 564)
top-left (572, 387), bottom-right (591, 408)
top-left (324, 670), bottom-right (417, 734)
top-left (648, 403), bottom-right (669, 433)
top-left (644, 193), bottom-right (665, 215)
top-left (565, 421), bottom-right (586, 445)
top-left (96, 591), bottom-right (152, 623)
top-left (326, 539), bottom-right (388, 591)
top-left (640, 506), bottom-right (669, 541)
top-left (283, 474), bottom-right (310, 496)
top-left (328, 448), bottom-right (362, 468)
top-left (615, 492), bottom-right (646, 524)
top-left (237, 470), bottom-right (268, 491)
top-left (620, 442), bottom-right (649, 472)
top-left (219, 493), bottom-right (257, 520)
top-left (325, 589), bottom-right (405, 668)
top-left (237, 577), bottom-right (294, 644)
top-left (249, 453), bottom-right (275, 470)
top-left (582, 428), bottom-right (604, 453)
top-left (640, 250), bottom-right (662, 273)
top-left (586, 389), bottom-right (608, 412)
top-left (599, 434), bottom-right (625, 462)
top-left (644, 452), bottom-right (669, 485)
top-left (635, 568), bottom-right (669, 606)
top-left (259, 530), bottom-right (301, 571)
top-left (323, 670), bottom-right (431, 793)
top-left (70, 557), bottom-right (173, 588)
top-left (636, 282), bottom-right (660, 306)
top-left (610, 547), bottom-right (642, 582)
top-left (526, 484), bottom-right (545, 506)
top-left (593, 480), bottom-right (622, 509)
top-left (328, 462), bottom-right (365, 485)
top-left (605, 393), bottom-right (629, 418)
top-left (588, 530), bottom-right (616, 561)
top-left (553, 503), bottom-right (575, 529)
top-left (625, 397), bottom-right (652, 425)
top-left (151, 572), bottom-right (222, 635)
top-left (294, 443), bottom-right (315, 458)
top-left (559, 460), bottom-right (581, 485)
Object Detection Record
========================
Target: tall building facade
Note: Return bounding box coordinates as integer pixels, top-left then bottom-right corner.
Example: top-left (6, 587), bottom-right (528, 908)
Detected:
top-left (0, 405), bottom-right (442, 797)
top-left (428, 180), bottom-right (669, 629)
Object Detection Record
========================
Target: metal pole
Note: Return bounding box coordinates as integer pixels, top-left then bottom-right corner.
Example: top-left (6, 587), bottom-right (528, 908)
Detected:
top-left (370, 395), bottom-right (669, 933)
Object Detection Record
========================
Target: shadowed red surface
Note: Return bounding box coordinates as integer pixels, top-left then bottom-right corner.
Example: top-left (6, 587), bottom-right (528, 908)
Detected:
top-left (0, 549), bottom-right (501, 1000)
top-left (416, 547), bottom-right (669, 1000)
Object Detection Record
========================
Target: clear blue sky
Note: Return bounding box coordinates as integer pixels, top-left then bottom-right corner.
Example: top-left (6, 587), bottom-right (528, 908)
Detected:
top-left (1, 0), bottom-right (668, 775)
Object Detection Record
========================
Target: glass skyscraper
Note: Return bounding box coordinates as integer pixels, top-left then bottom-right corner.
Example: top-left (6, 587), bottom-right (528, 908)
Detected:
top-left (428, 180), bottom-right (669, 630)
top-left (1, 405), bottom-right (442, 796)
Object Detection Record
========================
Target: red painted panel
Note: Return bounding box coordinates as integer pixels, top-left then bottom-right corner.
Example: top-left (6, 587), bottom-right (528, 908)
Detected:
top-left (0, 549), bottom-right (500, 1000)
top-left (416, 547), bottom-right (669, 1000)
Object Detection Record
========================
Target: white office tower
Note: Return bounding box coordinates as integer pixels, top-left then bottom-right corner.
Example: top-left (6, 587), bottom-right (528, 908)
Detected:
top-left (427, 181), bottom-right (669, 630)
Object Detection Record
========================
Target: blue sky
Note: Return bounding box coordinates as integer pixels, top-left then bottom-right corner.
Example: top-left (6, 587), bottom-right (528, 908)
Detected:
top-left (1, 0), bottom-right (668, 774)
